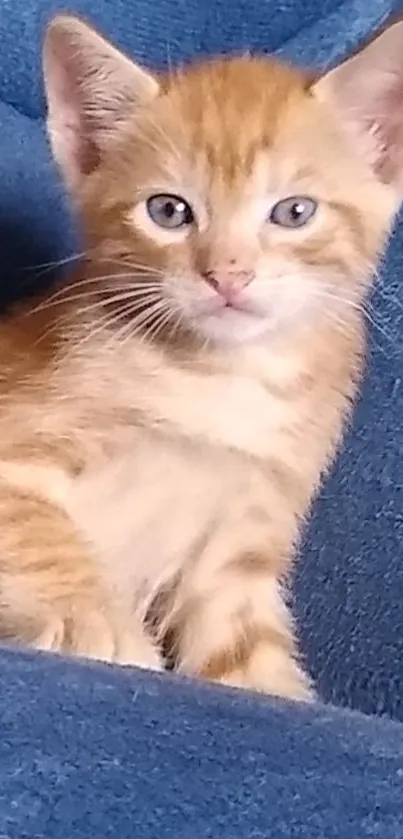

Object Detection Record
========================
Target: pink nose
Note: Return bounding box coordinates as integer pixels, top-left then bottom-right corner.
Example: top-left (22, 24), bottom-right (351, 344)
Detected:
top-left (202, 267), bottom-right (255, 302)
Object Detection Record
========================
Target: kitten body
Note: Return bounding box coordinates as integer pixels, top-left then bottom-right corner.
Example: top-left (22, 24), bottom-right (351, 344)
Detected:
top-left (0, 299), bottom-right (357, 696)
top-left (0, 17), bottom-right (401, 699)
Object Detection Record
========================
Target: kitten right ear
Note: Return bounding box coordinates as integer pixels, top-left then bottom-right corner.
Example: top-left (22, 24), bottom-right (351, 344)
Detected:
top-left (313, 20), bottom-right (403, 190)
top-left (43, 15), bottom-right (159, 191)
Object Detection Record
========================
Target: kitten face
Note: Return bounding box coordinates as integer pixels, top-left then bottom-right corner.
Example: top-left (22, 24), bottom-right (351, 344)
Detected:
top-left (127, 150), bottom-right (322, 346)
top-left (44, 19), bottom-right (402, 349)
top-left (79, 59), bottom-right (395, 347)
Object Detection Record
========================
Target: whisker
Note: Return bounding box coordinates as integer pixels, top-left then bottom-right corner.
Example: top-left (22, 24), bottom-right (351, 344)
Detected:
top-left (27, 275), bottom-right (163, 316)
top-left (93, 256), bottom-right (166, 275)
top-left (167, 300), bottom-right (186, 344)
top-left (119, 303), bottom-right (169, 349)
top-left (32, 290), bottom-right (163, 351)
top-left (29, 285), bottom-right (161, 316)
top-left (309, 286), bottom-right (397, 356)
top-left (75, 289), bottom-right (163, 319)
top-left (103, 300), bottom-right (169, 354)
top-left (28, 256), bottom-right (91, 283)
top-left (71, 296), bottom-right (166, 356)
top-left (142, 302), bottom-right (181, 346)
top-left (145, 306), bottom-right (178, 346)
top-left (25, 250), bottom-right (91, 274)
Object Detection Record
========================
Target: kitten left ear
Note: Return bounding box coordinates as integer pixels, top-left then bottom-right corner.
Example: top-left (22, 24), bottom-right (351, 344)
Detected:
top-left (43, 15), bottom-right (160, 192)
top-left (313, 20), bottom-right (403, 189)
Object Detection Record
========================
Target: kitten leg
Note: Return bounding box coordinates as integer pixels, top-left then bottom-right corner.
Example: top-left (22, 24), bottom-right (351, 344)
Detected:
top-left (214, 639), bottom-right (312, 701)
top-left (172, 521), bottom-right (313, 701)
top-left (0, 485), bottom-right (161, 670)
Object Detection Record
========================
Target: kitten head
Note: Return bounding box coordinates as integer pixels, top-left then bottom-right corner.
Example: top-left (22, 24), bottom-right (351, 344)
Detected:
top-left (43, 16), bottom-right (403, 347)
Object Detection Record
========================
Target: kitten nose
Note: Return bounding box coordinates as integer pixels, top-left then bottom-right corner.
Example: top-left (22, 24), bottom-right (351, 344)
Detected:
top-left (202, 267), bottom-right (255, 301)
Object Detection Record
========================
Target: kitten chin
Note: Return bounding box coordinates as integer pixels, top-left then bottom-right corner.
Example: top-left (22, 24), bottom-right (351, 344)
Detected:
top-left (0, 16), bottom-right (400, 701)
top-left (178, 300), bottom-right (276, 346)
top-left (194, 306), bottom-right (270, 345)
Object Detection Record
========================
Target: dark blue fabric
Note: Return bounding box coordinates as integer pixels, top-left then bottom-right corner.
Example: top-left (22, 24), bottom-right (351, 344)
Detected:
top-left (1, 646), bottom-right (403, 839)
top-left (0, 0), bottom-right (388, 120)
top-left (0, 0), bottom-right (402, 724)
top-left (297, 230), bottom-right (403, 720)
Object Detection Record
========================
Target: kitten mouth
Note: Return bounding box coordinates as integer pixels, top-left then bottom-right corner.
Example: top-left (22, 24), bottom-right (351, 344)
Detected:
top-left (188, 296), bottom-right (270, 344)
top-left (199, 298), bottom-right (262, 318)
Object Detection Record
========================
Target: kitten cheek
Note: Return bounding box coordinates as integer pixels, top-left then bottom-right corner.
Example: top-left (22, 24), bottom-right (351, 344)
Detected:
top-left (126, 205), bottom-right (192, 246)
top-left (248, 277), bottom-right (314, 328)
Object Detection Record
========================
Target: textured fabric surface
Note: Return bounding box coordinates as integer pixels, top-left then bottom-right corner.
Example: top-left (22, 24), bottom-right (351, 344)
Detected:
top-left (1, 646), bottom-right (403, 839)
top-left (0, 0), bottom-right (402, 722)
top-left (0, 0), bottom-right (390, 119)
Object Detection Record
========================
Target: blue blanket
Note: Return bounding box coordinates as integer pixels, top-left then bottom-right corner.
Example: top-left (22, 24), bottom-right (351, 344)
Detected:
top-left (1, 647), bottom-right (403, 839)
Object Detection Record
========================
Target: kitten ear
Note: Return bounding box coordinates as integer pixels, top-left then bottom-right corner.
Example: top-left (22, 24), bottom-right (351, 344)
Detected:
top-left (313, 20), bottom-right (403, 189)
top-left (43, 15), bottom-right (159, 191)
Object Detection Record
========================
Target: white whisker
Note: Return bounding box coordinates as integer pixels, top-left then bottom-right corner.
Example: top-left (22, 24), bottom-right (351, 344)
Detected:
top-left (74, 289), bottom-right (163, 320)
top-left (27, 275), bottom-right (163, 316)
top-left (25, 250), bottom-right (91, 274)
top-left (307, 285), bottom-right (397, 355)
top-left (104, 299), bottom-right (170, 353)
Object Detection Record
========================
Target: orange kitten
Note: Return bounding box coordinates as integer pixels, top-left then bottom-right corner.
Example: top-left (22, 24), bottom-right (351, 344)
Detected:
top-left (0, 17), bottom-right (401, 700)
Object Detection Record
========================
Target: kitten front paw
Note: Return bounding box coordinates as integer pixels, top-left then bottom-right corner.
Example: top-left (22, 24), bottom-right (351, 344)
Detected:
top-left (218, 645), bottom-right (314, 702)
top-left (111, 625), bottom-right (162, 671)
top-left (33, 607), bottom-right (162, 671)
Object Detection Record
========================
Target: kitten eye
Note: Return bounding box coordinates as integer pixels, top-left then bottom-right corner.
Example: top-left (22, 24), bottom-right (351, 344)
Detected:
top-left (269, 196), bottom-right (317, 229)
top-left (146, 194), bottom-right (194, 230)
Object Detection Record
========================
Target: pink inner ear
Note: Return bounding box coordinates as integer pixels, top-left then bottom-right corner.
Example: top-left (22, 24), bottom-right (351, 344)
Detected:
top-left (315, 21), bottom-right (403, 188)
top-left (46, 47), bottom-right (101, 181)
top-left (377, 78), bottom-right (403, 182)
top-left (44, 17), bottom-right (161, 191)
top-left (62, 117), bottom-right (100, 177)
top-left (338, 72), bottom-right (403, 186)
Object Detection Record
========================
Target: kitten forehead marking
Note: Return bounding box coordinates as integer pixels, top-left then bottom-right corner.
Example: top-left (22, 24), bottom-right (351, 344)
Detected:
top-left (120, 58), bottom-right (319, 202)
